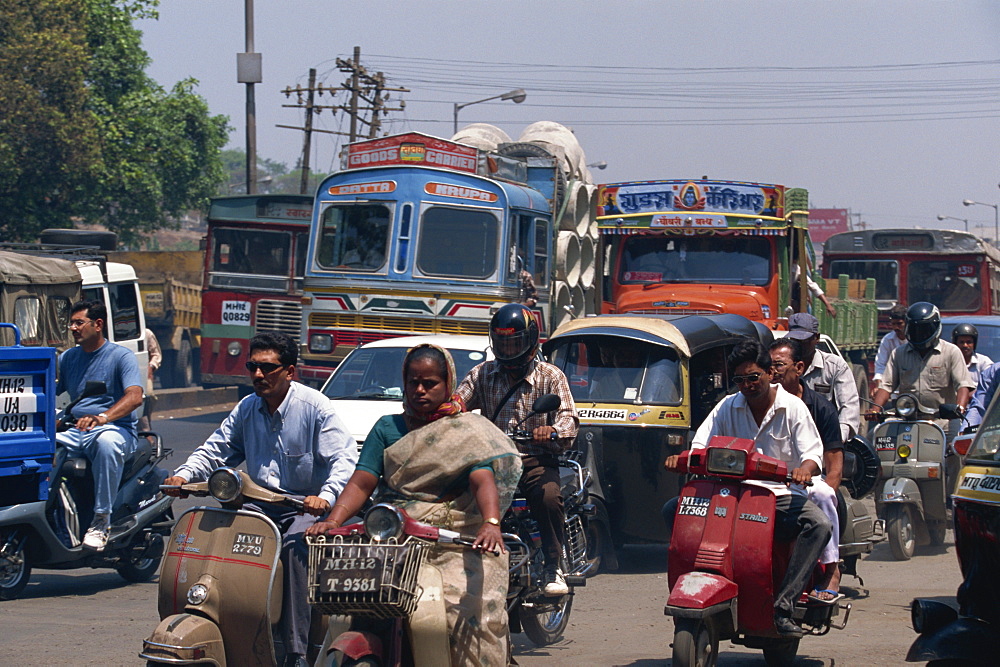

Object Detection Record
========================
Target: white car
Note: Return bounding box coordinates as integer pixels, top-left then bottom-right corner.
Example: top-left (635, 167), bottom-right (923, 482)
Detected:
top-left (320, 334), bottom-right (493, 446)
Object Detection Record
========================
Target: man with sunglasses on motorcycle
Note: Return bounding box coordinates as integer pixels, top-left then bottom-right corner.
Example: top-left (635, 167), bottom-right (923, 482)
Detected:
top-left (163, 332), bottom-right (358, 667)
top-left (664, 339), bottom-right (831, 638)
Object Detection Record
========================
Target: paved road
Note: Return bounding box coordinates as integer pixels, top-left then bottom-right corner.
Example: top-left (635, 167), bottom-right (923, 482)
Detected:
top-left (1, 406), bottom-right (961, 665)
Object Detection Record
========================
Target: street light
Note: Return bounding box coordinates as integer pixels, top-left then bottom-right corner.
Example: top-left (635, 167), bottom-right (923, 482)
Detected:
top-left (936, 214), bottom-right (969, 232)
top-left (453, 89), bottom-right (526, 134)
top-left (587, 161), bottom-right (607, 170)
top-left (962, 199), bottom-right (999, 242)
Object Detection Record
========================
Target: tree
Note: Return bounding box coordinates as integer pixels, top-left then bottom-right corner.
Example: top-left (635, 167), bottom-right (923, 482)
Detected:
top-left (0, 0), bottom-right (230, 246)
top-left (218, 148), bottom-right (329, 197)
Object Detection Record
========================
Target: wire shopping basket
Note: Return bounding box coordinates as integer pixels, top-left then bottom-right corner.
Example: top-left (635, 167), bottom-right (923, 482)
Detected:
top-left (306, 533), bottom-right (426, 619)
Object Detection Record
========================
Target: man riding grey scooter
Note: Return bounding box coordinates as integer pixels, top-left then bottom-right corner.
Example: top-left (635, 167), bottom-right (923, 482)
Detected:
top-left (163, 332), bottom-right (357, 667)
top-left (57, 300), bottom-right (144, 551)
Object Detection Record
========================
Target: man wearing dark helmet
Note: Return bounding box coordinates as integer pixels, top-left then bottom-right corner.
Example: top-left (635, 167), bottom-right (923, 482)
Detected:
top-left (951, 322), bottom-right (993, 386)
top-left (869, 303), bottom-right (974, 435)
top-left (457, 303), bottom-right (579, 596)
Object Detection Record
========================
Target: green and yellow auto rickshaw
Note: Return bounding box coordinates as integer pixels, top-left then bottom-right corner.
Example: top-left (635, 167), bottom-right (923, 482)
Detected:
top-left (542, 313), bottom-right (774, 569)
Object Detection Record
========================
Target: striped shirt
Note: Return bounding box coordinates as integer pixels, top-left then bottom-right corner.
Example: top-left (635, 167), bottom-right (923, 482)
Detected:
top-left (456, 359), bottom-right (579, 456)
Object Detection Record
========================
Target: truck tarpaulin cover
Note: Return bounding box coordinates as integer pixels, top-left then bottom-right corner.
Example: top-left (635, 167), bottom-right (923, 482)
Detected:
top-left (0, 250), bottom-right (82, 350)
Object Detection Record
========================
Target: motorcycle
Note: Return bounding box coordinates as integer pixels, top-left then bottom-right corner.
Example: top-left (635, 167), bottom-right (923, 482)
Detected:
top-left (906, 409), bottom-right (1000, 663)
top-left (665, 435), bottom-right (851, 667)
top-left (0, 377), bottom-right (174, 600)
top-left (142, 467), bottom-right (328, 666)
top-left (504, 393), bottom-right (592, 646)
top-left (870, 394), bottom-right (962, 560)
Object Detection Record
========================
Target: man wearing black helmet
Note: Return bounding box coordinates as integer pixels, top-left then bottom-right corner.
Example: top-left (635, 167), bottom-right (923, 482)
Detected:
top-left (457, 303), bottom-right (579, 596)
top-left (951, 323), bottom-right (993, 386)
top-left (870, 302), bottom-right (974, 432)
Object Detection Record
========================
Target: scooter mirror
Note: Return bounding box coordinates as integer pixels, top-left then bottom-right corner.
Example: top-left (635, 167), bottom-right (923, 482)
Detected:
top-left (939, 403), bottom-right (962, 420)
top-left (531, 393), bottom-right (561, 415)
top-left (79, 381), bottom-right (107, 399)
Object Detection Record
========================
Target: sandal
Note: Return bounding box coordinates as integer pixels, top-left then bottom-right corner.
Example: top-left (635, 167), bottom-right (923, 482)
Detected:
top-left (808, 588), bottom-right (844, 605)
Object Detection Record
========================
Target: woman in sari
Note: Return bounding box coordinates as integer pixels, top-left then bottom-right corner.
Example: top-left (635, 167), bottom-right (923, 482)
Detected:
top-left (306, 343), bottom-right (521, 666)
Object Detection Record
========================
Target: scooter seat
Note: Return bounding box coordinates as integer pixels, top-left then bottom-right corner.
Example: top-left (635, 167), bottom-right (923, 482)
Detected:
top-left (59, 438), bottom-right (153, 481)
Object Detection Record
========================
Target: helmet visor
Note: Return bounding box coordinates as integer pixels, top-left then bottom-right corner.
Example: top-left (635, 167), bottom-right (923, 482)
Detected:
top-left (492, 328), bottom-right (533, 361)
top-left (907, 320), bottom-right (941, 348)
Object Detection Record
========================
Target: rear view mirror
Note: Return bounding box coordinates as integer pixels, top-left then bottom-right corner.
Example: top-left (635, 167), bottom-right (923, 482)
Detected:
top-left (531, 393), bottom-right (561, 415)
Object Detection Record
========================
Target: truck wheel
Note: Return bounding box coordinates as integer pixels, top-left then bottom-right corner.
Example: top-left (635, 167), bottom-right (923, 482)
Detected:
top-left (762, 638), bottom-right (800, 666)
top-left (521, 594), bottom-right (573, 646)
top-left (850, 361), bottom-right (871, 404)
top-left (0, 536), bottom-right (31, 601)
top-left (173, 340), bottom-right (193, 388)
top-left (887, 504), bottom-right (916, 560)
top-left (672, 618), bottom-right (718, 667)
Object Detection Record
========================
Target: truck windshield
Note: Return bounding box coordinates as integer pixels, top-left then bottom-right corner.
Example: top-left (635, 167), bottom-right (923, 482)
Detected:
top-left (619, 236), bottom-right (771, 286)
top-left (316, 203), bottom-right (391, 272)
top-left (416, 207), bottom-right (499, 279)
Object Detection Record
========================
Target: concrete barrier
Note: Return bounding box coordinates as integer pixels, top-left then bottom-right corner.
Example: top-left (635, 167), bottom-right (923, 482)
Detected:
top-left (155, 386), bottom-right (239, 413)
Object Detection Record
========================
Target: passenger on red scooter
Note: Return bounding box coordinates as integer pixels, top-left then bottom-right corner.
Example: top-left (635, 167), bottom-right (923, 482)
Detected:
top-left (770, 338), bottom-right (844, 601)
top-left (664, 339), bottom-right (832, 638)
top-left (164, 332), bottom-right (359, 667)
top-left (308, 343), bottom-right (521, 666)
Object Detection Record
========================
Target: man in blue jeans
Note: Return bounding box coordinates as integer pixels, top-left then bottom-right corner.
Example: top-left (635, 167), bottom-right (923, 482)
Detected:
top-left (57, 300), bottom-right (144, 551)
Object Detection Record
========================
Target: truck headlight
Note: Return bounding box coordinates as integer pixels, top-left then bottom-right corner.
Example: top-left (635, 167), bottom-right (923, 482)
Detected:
top-left (310, 334), bottom-right (333, 353)
top-left (227, 341), bottom-right (242, 357)
top-left (707, 448), bottom-right (747, 475)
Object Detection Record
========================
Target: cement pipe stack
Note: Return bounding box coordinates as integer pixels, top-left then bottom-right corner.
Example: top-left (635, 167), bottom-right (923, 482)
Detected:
top-left (515, 122), bottom-right (599, 330)
top-left (452, 122), bottom-right (601, 330)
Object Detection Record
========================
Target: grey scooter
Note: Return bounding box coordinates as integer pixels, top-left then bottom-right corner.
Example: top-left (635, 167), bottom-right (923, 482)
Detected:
top-left (0, 381), bottom-right (175, 600)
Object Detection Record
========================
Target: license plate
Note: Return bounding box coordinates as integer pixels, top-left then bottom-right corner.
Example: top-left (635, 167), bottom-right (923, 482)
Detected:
top-left (318, 556), bottom-right (383, 593)
top-left (875, 436), bottom-right (895, 451)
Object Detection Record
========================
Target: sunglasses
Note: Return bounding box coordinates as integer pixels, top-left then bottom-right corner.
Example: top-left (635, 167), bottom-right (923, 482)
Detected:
top-left (732, 372), bottom-right (764, 386)
top-left (245, 361), bottom-right (287, 374)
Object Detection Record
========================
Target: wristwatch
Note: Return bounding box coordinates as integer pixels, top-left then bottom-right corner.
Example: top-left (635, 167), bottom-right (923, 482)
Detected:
top-left (484, 517), bottom-right (501, 526)
top-left (97, 412), bottom-right (109, 423)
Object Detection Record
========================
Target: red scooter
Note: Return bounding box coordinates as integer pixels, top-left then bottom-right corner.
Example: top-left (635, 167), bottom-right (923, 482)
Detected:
top-left (665, 436), bottom-right (852, 667)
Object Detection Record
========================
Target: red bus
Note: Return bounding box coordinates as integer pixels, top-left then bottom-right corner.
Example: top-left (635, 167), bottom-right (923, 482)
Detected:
top-left (823, 228), bottom-right (1000, 329)
top-left (199, 195), bottom-right (313, 390)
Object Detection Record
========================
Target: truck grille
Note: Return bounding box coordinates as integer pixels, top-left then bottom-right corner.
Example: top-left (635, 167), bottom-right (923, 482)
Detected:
top-left (309, 312), bottom-right (489, 336)
top-left (256, 300), bottom-right (303, 341)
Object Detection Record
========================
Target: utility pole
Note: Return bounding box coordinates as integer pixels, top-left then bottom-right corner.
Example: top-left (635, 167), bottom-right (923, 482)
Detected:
top-left (278, 47), bottom-right (407, 188)
top-left (237, 0), bottom-right (262, 194)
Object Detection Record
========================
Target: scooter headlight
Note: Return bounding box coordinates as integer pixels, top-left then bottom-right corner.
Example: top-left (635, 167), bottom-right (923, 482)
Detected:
top-left (898, 444), bottom-right (912, 460)
top-left (187, 583), bottom-right (209, 605)
top-left (707, 448), bottom-right (747, 476)
top-left (895, 395), bottom-right (918, 419)
top-left (363, 504), bottom-right (405, 542)
top-left (208, 468), bottom-right (243, 503)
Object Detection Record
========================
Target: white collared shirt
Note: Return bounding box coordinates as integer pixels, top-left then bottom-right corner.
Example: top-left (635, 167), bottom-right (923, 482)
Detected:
top-left (692, 383), bottom-right (824, 495)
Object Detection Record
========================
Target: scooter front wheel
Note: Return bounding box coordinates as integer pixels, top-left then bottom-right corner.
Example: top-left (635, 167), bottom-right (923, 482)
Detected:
top-left (887, 504), bottom-right (916, 560)
top-left (0, 533), bottom-right (30, 601)
top-left (672, 618), bottom-right (718, 667)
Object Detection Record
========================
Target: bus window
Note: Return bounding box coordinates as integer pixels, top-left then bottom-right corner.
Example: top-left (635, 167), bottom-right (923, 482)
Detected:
top-left (534, 219), bottom-right (550, 288)
top-left (317, 203), bottom-right (391, 272)
top-left (213, 228), bottom-right (291, 277)
top-left (416, 207), bottom-right (499, 279)
top-left (909, 260), bottom-right (981, 311)
top-left (827, 259), bottom-right (898, 302)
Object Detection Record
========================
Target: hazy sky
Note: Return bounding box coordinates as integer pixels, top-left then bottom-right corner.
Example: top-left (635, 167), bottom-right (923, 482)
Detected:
top-left (138, 1), bottom-right (1000, 236)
